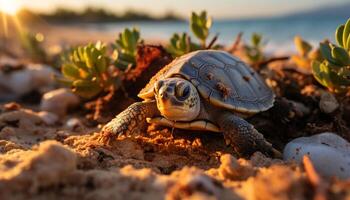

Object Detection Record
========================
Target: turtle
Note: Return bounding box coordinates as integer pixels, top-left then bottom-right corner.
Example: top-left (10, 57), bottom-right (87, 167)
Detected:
top-left (101, 50), bottom-right (280, 157)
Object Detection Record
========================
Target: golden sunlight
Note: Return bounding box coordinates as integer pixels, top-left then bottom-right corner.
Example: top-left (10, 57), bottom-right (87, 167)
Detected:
top-left (0, 0), bottom-right (20, 16)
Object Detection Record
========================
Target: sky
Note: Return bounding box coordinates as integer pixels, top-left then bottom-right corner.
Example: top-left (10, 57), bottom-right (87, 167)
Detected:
top-left (9, 0), bottom-right (350, 19)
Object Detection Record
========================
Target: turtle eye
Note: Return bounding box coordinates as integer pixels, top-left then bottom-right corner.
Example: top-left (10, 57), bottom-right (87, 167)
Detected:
top-left (176, 83), bottom-right (190, 99)
top-left (182, 86), bottom-right (190, 97)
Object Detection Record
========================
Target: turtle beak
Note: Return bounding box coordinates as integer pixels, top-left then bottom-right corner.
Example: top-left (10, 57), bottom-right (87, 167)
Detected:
top-left (156, 80), bottom-right (172, 100)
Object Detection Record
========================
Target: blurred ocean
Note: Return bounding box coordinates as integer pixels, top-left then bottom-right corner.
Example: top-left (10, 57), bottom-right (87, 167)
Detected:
top-left (82, 16), bottom-right (348, 55)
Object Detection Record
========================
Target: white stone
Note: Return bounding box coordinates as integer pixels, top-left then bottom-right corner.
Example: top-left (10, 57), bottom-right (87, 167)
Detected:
top-left (319, 91), bottom-right (339, 114)
top-left (40, 88), bottom-right (80, 117)
top-left (283, 132), bottom-right (350, 179)
top-left (37, 111), bottom-right (59, 125)
top-left (0, 64), bottom-right (57, 100)
top-left (65, 118), bottom-right (83, 130)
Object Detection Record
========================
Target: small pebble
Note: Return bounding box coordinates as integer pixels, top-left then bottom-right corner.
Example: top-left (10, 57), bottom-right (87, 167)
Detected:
top-left (0, 64), bottom-right (57, 100)
top-left (283, 132), bottom-right (350, 179)
top-left (40, 88), bottom-right (80, 117)
top-left (65, 118), bottom-right (83, 131)
top-left (319, 91), bottom-right (339, 114)
top-left (37, 111), bottom-right (59, 125)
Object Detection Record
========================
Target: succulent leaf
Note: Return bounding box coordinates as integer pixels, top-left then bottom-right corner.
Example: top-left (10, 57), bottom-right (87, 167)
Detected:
top-left (294, 36), bottom-right (312, 57)
top-left (96, 55), bottom-right (107, 74)
top-left (62, 63), bottom-right (81, 79)
top-left (342, 19), bottom-right (350, 49)
top-left (72, 79), bottom-right (102, 99)
top-left (319, 42), bottom-right (338, 65)
top-left (312, 61), bottom-right (334, 90)
top-left (331, 46), bottom-right (350, 66)
top-left (336, 25), bottom-right (344, 47)
top-left (346, 35), bottom-right (350, 52)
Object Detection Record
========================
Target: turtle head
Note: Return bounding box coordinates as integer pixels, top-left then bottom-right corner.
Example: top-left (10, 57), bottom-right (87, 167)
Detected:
top-left (154, 77), bottom-right (200, 121)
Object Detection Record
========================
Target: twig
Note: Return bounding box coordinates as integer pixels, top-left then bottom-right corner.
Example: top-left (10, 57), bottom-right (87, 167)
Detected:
top-left (228, 32), bottom-right (243, 53)
top-left (255, 56), bottom-right (290, 68)
top-left (303, 156), bottom-right (328, 200)
top-left (206, 33), bottom-right (219, 49)
top-left (186, 36), bottom-right (191, 53)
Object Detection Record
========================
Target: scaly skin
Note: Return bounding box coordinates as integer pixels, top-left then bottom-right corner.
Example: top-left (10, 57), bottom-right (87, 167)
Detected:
top-left (99, 101), bottom-right (158, 144)
top-left (215, 111), bottom-right (281, 158)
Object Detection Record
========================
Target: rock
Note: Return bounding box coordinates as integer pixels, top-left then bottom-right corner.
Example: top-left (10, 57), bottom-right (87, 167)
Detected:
top-left (40, 88), bottom-right (80, 117)
top-left (319, 91), bottom-right (339, 114)
top-left (65, 118), bottom-right (83, 131)
top-left (289, 100), bottom-right (310, 117)
top-left (27, 64), bottom-right (57, 93)
top-left (0, 64), bottom-right (57, 101)
top-left (37, 111), bottom-right (59, 125)
top-left (0, 56), bottom-right (20, 67)
top-left (283, 132), bottom-right (350, 179)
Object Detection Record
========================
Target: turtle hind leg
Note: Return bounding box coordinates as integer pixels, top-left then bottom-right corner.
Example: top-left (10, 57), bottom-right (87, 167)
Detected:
top-left (216, 112), bottom-right (281, 158)
top-left (99, 101), bottom-right (158, 144)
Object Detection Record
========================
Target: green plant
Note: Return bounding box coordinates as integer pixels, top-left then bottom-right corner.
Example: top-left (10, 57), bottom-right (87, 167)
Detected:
top-left (58, 41), bottom-right (117, 99)
top-left (190, 11), bottom-right (212, 48)
top-left (243, 33), bottom-right (265, 64)
top-left (20, 31), bottom-right (47, 62)
top-left (295, 36), bottom-right (312, 57)
top-left (292, 36), bottom-right (322, 69)
top-left (166, 33), bottom-right (200, 57)
top-left (166, 11), bottom-right (217, 57)
top-left (312, 18), bottom-right (350, 93)
top-left (113, 28), bottom-right (142, 70)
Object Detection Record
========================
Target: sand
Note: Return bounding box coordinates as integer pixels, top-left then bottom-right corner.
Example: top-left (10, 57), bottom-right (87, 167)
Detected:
top-left (0, 104), bottom-right (348, 200)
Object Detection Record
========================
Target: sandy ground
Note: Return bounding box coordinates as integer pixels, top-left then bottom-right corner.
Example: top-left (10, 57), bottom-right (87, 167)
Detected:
top-left (0, 104), bottom-right (349, 200)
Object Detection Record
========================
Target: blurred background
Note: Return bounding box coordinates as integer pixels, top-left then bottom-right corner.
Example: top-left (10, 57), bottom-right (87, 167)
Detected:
top-left (0, 0), bottom-right (349, 55)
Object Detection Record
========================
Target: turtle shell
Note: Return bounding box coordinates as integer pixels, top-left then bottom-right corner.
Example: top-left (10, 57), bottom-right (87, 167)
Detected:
top-left (139, 50), bottom-right (275, 114)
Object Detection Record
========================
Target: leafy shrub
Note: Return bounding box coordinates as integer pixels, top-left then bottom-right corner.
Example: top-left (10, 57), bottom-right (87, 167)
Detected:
top-left (190, 11), bottom-right (212, 48)
top-left (58, 42), bottom-right (117, 98)
top-left (243, 33), bottom-right (265, 64)
top-left (20, 31), bottom-right (47, 62)
top-left (312, 18), bottom-right (350, 93)
top-left (292, 36), bottom-right (322, 69)
top-left (166, 11), bottom-right (217, 57)
top-left (166, 33), bottom-right (201, 57)
top-left (113, 28), bottom-right (142, 70)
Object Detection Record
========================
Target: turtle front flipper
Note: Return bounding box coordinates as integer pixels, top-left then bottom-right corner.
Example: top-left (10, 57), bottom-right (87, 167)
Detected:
top-left (216, 112), bottom-right (281, 158)
top-left (99, 101), bottom-right (158, 144)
